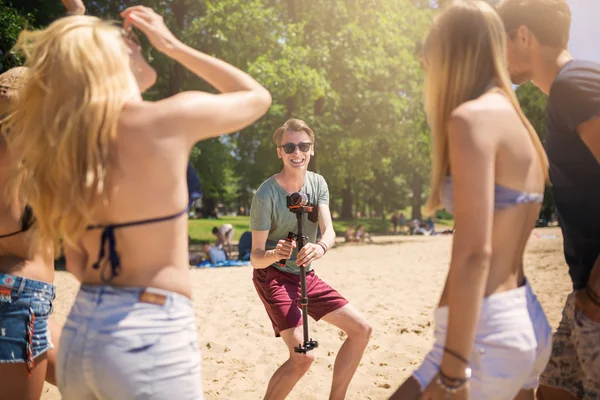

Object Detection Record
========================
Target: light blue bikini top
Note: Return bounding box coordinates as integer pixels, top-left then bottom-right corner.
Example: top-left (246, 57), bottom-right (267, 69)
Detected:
top-left (442, 176), bottom-right (544, 214)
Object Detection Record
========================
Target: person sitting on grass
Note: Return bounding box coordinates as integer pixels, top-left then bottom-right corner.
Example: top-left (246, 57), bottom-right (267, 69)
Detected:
top-left (344, 225), bottom-right (358, 243)
top-left (203, 244), bottom-right (227, 264)
top-left (212, 223), bottom-right (235, 258)
top-left (354, 225), bottom-right (374, 244)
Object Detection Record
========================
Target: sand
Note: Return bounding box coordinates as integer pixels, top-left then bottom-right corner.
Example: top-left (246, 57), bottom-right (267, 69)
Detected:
top-left (41, 227), bottom-right (570, 400)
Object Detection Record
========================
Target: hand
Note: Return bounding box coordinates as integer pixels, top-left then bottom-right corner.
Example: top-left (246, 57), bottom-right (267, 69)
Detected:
top-left (61, 0), bottom-right (85, 15)
top-left (120, 6), bottom-right (181, 55)
top-left (574, 288), bottom-right (600, 323)
top-left (420, 374), bottom-right (469, 400)
top-left (275, 239), bottom-right (296, 260)
top-left (296, 242), bottom-right (325, 267)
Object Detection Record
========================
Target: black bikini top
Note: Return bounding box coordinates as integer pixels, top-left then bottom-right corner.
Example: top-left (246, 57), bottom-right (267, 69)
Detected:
top-left (0, 205), bottom-right (35, 239)
top-left (86, 208), bottom-right (188, 282)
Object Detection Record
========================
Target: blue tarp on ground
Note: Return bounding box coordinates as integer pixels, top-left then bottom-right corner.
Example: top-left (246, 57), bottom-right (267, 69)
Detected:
top-left (194, 260), bottom-right (251, 268)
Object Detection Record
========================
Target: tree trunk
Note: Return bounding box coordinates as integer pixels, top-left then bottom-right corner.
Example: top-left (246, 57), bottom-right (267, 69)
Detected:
top-left (203, 197), bottom-right (217, 219)
top-left (314, 97), bottom-right (325, 116)
top-left (286, 96), bottom-right (297, 118)
top-left (341, 178), bottom-right (353, 220)
top-left (309, 97), bottom-right (325, 173)
top-left (167, 0), bottom-right (187, 96)
top-left (286, 0), bottom-right (297, 21)
top-left (411, 173), bottom-right (422, 220)
top-left (309, 153), bottom-right (317, 172)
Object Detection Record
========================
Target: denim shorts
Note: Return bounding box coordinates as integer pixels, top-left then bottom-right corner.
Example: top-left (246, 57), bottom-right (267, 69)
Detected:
top-left (0, 273), bottom-right (55, 373)
top-left (57, 284), bottom-right (203, 400)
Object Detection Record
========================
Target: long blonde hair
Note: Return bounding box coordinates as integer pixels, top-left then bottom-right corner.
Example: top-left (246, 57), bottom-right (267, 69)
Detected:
top-left (3, 16), bottom-right (139, 249)
top-left (423, 0), bottom-right (549, 215)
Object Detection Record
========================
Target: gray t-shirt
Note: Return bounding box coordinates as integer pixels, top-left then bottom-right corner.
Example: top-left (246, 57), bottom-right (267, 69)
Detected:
top-left (249, 171), bottom-right (329, 275)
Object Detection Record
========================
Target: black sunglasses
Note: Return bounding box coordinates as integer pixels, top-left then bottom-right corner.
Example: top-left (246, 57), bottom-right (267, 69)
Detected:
top-left (280, 142), bottom-right (312, 154)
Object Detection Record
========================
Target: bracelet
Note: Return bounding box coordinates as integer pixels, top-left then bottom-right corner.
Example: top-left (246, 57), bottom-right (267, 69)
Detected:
top-left (443, 346), bottom-right (469, 365)
top-left (436, 375), bottom-right (468, 396)
top-left (438, 367), bottom-right (469, 386)
top-left (316, 241), bottom-right (328, 254)
top-left (436, 367), bottom-right (471, 396)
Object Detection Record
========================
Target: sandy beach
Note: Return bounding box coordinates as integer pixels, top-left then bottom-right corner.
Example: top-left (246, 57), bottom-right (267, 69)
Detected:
top-left (42, 227), bottom-right (570, 400)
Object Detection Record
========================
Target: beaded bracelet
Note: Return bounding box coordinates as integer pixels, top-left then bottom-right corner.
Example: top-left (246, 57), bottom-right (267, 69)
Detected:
top-left (438, 368), bottom-right (469, 385)
top-left (436, 375), bottom-right (468, 397)
top-left (436, 367), bottom-right (471, 398)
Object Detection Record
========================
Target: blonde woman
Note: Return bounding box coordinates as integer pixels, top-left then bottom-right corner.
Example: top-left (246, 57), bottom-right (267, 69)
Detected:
top-left (390, 2), bottom-right (551, 399)
top-left (0, 67), bottom-right (61, 400)
top-left (5, 6), bottom-right (271, 400)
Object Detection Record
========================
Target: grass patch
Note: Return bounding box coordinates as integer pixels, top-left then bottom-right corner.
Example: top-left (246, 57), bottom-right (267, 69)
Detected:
top-left (189, 217), bottom-right (395, 243)
top-left (189, 215), bottom-right (454, 243)
top-left (331, 219), bottom-right (391, 236)
top-left (189, 216), bottom-right (250, 244)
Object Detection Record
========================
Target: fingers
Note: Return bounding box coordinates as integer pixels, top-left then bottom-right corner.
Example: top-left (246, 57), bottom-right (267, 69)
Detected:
top-left (120, 5), bottom-right (151, 17)
top-left (276, 239), bottom-right (296, 259)
top-left (121, 6), bottom-right (163, 24)
top-left (278, 240), bottom-right (296, 251)
top-left (296, 245), bottom-right (320, 266)
top-left (121, 6), bottom-right (161, 31)
top-left (123, 17), bottom-right (132, 31)
top-left (126, 14), bottom-right (152, 32)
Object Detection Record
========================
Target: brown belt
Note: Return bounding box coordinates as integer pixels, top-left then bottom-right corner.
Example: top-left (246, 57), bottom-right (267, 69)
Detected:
top-left (139, 290), bottom-right (167, 306)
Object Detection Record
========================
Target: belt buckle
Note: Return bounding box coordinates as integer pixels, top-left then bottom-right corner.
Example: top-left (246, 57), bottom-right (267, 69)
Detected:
top-left (139, 290), bottom-right (167, 306)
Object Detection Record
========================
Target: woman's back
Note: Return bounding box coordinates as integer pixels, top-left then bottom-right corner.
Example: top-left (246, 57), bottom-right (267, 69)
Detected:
top-left (486, 91), bottom-right (545, 293)
top-left (77, 102), bottom-right (193, 296)
top-left (440, 89), bottom-right (545, 304)
top-left (0, 92), bottom-right (52, 283)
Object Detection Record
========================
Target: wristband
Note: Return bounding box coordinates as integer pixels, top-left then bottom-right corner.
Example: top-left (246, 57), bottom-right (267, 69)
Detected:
top-left (444, 346), bottom-right (469, 365)
top-left (316, 241), bottom-right (328, 254)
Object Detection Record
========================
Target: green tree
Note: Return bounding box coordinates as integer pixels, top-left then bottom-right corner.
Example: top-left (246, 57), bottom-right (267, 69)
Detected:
top-left (0, 1), bottom-right (29, 71)
top-left (515, 82), bottom-right (554, 221)
top-left (14, 0), bottom-right (436, 222)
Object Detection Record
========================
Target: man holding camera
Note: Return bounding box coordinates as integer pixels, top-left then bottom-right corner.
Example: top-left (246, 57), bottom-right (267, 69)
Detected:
top-left (250, 118), bottom-right (372, 400)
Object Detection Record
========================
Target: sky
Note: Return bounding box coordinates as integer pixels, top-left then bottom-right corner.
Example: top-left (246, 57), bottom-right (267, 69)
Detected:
top-left (567, 0), bottom-right (600, 62)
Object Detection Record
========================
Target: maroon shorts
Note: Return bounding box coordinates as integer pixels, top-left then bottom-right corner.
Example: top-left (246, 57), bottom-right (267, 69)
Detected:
top-left (252, 266), bottom-right (349, 337)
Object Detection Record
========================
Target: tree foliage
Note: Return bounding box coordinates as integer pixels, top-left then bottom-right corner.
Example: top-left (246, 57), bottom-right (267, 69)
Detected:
top-left (5, 0), bottom-right (555, 220)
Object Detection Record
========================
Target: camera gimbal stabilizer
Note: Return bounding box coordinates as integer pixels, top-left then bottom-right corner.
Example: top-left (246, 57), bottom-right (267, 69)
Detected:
top-left (278, 192), bottom-right (319, 354)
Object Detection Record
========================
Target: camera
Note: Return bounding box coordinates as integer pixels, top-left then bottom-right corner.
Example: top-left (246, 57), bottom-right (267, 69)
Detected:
top-left (286, 192), bottom-right (309, 207)
top-left (286, 192), bottom-right (318, 222)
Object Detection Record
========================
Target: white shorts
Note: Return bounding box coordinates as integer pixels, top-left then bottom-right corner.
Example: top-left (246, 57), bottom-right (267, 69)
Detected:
top-left (413, 280), bottom-right (552, 399)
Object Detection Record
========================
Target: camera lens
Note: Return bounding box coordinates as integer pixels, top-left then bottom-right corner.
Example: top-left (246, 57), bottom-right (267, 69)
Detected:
top-left (290, 192), bottom-right (309, 206)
